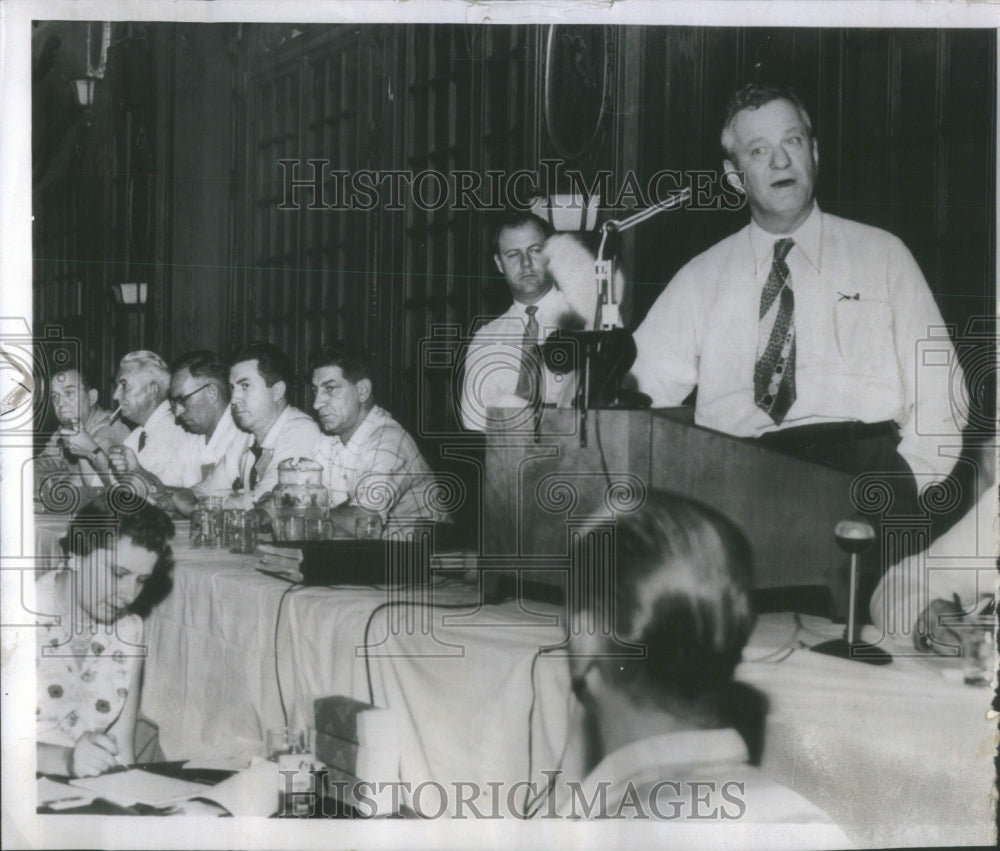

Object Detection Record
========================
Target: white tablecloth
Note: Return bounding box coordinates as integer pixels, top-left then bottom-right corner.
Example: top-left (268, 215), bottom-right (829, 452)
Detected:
top-left (32, 514), bottom-right (996, 844)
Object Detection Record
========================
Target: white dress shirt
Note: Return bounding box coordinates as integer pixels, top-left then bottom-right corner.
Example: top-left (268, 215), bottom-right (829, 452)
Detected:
top-left (552, 726), bottom-right (848, 841)
top-left (460, 285), bottom-right (577, 432)
top-left (195, 404), bottom-right (320, 506)
top-left (122, 400), bottom-right (204, 487)
top-left (197, 406), bottom-right (252, 483)
top-left (629, 205), bottom-right (967, 481)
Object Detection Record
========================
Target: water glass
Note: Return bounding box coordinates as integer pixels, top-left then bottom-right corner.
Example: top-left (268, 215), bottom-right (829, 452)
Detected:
top-left (266, 726), bottom-right (306, 760)
top-left (355, 514), bottom-right (384, 540)
top-left (191, 497), bottom-right (223, 547)
top-left (224, 507), bottom-right (259, 554)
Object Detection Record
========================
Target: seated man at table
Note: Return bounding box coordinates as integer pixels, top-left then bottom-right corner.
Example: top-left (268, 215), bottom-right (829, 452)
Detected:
top-left (106, 350), bottom-right (204, 489)
top-left (308, 343), bottom-right (447, 536)
top-left (555, 490), bottom-right (847, 838)
top-left (193, 342), bottom-right (320, 510)
top-left (34, 362), bottom-right (129, 490)
top-left (870, 482), bottom-right (997, 659)
top-left (165, 350), bottom-right (253, 517)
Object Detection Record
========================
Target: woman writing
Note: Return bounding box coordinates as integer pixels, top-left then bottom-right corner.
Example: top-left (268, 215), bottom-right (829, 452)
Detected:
top-left (36, 496), bottom-right (175, 777)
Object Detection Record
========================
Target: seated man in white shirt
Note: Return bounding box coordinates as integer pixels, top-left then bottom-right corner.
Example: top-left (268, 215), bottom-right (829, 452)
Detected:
top-left (629, 84), bottom-right (966, 522)
top-left (34, 363), bottom-right (130, 490)
top-left (309, 343), bottom-right (447, 536)
top-left (460, 211), bottom-right (578, 432)
top-left (555, 490), bottom-right (848, 843)
top-left (165, 350), bottom-right (253, 517)
top-left (194, 342), bottom-right (320, 509)
top-left (106, 350), bottom-right (203, 489)
top-left (870, 450), bottom-right (996, 659)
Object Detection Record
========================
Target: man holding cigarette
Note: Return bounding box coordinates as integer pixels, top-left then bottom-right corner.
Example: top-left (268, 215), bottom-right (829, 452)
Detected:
top-left (35, 364), bottom-right (129, 486)
top-left (106, 350), bottom-right (204, 488)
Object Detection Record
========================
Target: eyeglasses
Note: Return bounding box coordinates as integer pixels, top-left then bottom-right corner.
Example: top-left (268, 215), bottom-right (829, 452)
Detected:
top-left (168, 383), bottom-right (212, 412)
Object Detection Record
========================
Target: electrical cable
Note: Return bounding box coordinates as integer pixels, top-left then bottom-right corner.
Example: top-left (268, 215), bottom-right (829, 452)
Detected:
top-left (361, 596), bottom-right (477, 708)
top-left (273, 580), bottom-right (304, 726)
top-left (521, 645), bottom-right (575, 818)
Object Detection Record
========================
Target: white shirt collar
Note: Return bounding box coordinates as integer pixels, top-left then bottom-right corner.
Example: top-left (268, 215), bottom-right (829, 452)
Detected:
top-left (141, 399), bottom-right (174, 433)
top-left (258, 404), bottom-right (294, 450)
top-left (510, 284), bottom-right (561, 318)
top-left (205, 406), bottom-right (236, 453)
top-left (749, 201), bottom-right (822, 277)
top-left (584, 727), bottom-right (749, 789)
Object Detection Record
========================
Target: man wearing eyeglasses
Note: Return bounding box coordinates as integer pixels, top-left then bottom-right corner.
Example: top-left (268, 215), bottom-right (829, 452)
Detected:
top-left (165, 351), bottom-right (253, 517)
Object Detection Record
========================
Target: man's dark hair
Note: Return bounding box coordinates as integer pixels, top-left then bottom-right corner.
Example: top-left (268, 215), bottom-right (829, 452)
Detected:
top-left (60, 494), bottom-right (176, 618)
top-left (170, 350), bottom-right (229, 398)
top-left (230, 342), bottom-right (293, 397)
top-left (50, 358), bottom-right (94, 392)
top-left (574, 490), bottom-right (755, 717)
top-left (489, 210), bottom-right (554, 258)
top-left (307, 343), bottom-right (373, 385)
top-left (720, 83), bottom-right (814, 162)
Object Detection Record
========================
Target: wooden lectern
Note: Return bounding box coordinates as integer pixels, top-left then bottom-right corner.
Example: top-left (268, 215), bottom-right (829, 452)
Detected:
top-left (483, 407), bottom-right (854, 592)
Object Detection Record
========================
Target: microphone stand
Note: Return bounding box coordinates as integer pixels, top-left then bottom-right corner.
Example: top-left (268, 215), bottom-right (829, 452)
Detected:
top-left (571, 189), bottom-right (692, 447)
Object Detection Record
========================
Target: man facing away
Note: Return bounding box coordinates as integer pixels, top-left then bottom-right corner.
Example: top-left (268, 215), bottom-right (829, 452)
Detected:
top-left (553, 490), bottom-right (849, 845)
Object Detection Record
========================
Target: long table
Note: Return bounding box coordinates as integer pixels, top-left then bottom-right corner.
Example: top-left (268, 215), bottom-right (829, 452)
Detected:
top-left (32, 515), bottom-right (996, 845)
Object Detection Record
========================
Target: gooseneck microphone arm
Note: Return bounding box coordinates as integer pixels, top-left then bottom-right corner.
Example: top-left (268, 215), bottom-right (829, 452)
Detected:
top-left (594, 187), bottom-right (692, 330)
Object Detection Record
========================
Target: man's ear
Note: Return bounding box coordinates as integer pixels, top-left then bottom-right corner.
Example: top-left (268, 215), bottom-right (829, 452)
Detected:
top-left (357, 378), bottom-right (373, 405)
top-left (271, 380), bottom-right (287, 404)
top-left (493, 254), bottom-right (504, 276)
top-left (723, 159), bottom-right (744, 192)
top-left (87, 388), bottom-right (99, 407)
top-left (811, 138), bottom-right (819, 169)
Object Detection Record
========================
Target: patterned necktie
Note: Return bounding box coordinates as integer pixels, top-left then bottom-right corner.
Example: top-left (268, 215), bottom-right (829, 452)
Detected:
top-left (514, 305), bottom-right (542, 406)
top-left (248, 443), bottom-right (263, 490)
top-left (754, 238), bottom-right (796, 424)
top-left (138, 430), bottom-right (147, 452)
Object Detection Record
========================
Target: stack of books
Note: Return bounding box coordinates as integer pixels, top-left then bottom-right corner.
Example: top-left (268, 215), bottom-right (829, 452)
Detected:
top-left (313, 695), bottom-right (401, 815)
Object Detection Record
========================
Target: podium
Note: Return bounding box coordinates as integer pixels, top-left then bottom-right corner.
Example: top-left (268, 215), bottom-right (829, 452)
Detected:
top-left (483, 407), bottom-right (854, 591)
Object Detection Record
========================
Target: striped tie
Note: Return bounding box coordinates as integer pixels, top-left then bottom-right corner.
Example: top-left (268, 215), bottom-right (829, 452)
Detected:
top-left (754, 238), bottom-right (796, 424)
top-left (514, 305), bottom-right (542, 407)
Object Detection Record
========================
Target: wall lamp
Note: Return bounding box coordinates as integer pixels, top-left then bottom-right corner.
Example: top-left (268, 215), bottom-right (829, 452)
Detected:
top-left (110, 282), bottom-right (148, 306)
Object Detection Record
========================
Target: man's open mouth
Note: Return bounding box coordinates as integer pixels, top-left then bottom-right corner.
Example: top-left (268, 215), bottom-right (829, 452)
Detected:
top-left (771, 178), bottom-right (796, 189)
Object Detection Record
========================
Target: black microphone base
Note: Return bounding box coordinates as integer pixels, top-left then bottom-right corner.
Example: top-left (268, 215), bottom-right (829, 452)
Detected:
top-left (810, 638), bottom-right (892, 666)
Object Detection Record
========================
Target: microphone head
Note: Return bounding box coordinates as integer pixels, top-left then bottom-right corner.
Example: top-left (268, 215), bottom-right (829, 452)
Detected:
top-left (834, 518), bottom-right (877, 554)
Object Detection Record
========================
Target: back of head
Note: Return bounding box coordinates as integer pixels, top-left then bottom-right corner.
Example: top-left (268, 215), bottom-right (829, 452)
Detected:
top-left (576, 491), bottom-right (755, 713)
top-left (171, 349), bottom-right (229, 401)
top-left (230, 342), bottom-right (293, 398)
top-left (119, 350), bottom-right (171, 397)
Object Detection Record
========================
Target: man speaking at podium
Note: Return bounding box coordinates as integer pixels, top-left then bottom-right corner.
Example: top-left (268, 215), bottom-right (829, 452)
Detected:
top-left (629, 83), bottom-right (966, 517)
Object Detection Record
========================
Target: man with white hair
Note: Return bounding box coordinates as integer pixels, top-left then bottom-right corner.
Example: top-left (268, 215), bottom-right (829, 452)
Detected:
top-left (106, 350), bottom-right (203, 488)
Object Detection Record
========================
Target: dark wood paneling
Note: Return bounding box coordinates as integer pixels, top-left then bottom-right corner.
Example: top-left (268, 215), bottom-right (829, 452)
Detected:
top-left (33, 24), bottom-right (995, 447)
